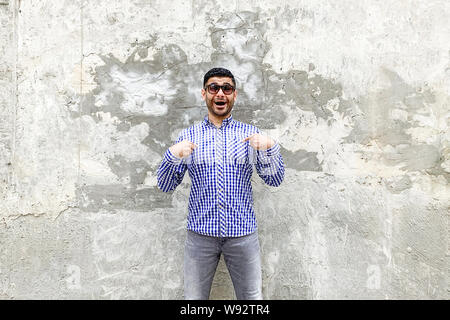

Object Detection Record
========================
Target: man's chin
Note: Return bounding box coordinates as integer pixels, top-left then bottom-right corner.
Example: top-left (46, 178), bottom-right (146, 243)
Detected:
top-left (216, 108), bottom-right (231, 117)
top-left (215, 107), bottom-right (227, 114)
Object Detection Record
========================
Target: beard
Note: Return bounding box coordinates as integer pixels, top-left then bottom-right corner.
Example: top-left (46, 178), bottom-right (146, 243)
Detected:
top-left (206, 99), bottom-right (234, 118)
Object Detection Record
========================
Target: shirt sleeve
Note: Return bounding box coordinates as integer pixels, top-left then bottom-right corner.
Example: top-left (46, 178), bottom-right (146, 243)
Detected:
top-left (254, 141), bottom-right (285, 187)
top-left (157, 134), bottom-right (188, 192)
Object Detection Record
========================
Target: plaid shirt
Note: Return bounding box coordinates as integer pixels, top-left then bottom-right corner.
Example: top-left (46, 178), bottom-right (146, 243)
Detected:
top-left (157, 115), bottom-right (285, 237)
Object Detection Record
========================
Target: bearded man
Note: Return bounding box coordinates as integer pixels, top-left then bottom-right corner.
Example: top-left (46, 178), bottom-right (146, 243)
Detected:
top-left (157, 67), bottom-right (285, 300)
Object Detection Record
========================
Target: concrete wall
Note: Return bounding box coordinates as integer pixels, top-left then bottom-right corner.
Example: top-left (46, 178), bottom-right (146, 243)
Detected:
top-left (0, 0), bottom-right (448, 299)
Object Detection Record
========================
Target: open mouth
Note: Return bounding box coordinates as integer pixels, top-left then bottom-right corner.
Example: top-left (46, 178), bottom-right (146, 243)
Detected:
top-left (214, 101), bottom-right (226, 106)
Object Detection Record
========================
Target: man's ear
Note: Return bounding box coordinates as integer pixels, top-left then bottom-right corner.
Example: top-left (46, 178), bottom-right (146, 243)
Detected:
top-left (201, 88), bottom-right (206, 100)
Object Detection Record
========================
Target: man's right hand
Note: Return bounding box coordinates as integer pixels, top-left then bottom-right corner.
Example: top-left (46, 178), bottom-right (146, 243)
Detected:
top-left (169, 140), bottom-right (198, 159)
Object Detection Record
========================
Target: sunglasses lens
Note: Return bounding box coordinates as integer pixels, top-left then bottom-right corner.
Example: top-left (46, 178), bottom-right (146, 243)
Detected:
top-left (222, 84), bottom-right (233, 94)
top-left (208, 84), bottom-right (219, 94)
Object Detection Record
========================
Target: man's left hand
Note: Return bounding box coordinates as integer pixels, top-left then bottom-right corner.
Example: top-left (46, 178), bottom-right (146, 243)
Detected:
top-left (242, 133), bottom-right (275, 150)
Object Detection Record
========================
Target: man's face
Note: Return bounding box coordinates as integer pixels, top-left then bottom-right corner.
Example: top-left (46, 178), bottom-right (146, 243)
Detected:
top-left (201, 76), bottom-right (237, 119)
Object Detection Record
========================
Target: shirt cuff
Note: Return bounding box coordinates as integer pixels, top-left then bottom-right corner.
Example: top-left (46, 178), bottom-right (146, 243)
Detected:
top-left (164, 148), bottom-right (183, 165)
top-left (257, 142), bottom-right (281, 161)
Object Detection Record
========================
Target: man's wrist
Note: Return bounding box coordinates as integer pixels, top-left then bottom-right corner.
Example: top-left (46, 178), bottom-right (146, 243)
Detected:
top-left (165, 148), bottom-right (183, 164)
top-left (258, 142), bottom-right (280, 158)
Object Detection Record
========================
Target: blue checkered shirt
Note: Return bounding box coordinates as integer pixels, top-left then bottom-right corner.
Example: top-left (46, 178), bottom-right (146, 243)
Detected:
top-left (157, 115), bottom-right (285, 237)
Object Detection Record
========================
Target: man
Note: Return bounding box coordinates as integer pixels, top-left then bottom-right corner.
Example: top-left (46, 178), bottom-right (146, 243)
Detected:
top-left (157, 67), bottom-right (284, 300)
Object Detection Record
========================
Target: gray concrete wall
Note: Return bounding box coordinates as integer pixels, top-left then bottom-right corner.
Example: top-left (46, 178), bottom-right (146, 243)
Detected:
top-left (0, 0), bottom-right (448, 299)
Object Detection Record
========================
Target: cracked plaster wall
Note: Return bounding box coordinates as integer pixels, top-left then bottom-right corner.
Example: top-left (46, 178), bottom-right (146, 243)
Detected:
top-left (0, 0), bottom-right (449, 299)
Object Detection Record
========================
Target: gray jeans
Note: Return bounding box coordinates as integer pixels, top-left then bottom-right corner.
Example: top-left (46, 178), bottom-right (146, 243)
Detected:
top-left (184, 230), bottom-right (263, 300)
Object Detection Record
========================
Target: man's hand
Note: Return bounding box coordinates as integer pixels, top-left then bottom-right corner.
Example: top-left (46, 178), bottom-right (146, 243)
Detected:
top-left (242, 134), bottom-right (275, 150)
top-left (169, 140), bottom-right (198, 159)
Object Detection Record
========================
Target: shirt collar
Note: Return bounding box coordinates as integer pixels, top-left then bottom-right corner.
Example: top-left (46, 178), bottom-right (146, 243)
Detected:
top-left (203, 114), bottom-right (234, 128)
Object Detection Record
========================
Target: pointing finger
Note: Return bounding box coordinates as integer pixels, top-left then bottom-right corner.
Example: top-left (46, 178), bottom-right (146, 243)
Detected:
top-left (242, 134), bottom-right (256, 142)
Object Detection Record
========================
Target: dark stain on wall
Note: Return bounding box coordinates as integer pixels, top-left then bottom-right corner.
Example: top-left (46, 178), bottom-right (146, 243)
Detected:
top-left (71, 10), bottom-right (445, 212)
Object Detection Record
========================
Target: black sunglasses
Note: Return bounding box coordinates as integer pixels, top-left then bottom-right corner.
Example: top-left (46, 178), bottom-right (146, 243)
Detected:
top-left (205, 83), bottom-right (235, 95)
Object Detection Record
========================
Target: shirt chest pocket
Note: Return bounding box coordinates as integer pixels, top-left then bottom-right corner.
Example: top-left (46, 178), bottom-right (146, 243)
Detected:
top-left (190, 139), bottom-right (215, 166)
top-left (227, 138), bottom-right (249, 165)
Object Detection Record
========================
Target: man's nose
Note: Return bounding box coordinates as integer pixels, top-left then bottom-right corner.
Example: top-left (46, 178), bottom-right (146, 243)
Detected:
top-left (216, 88), bottom-right (225, 96)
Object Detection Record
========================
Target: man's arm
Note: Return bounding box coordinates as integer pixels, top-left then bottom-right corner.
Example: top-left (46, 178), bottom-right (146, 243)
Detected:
top-left (242, 133), bottom-right (285, 187)
top-left (157, 137), bottom-right (197, 192)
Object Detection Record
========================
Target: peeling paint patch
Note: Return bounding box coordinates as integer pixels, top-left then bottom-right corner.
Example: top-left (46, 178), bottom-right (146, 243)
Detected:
top-left (344, 69), bottom-right (447, 182)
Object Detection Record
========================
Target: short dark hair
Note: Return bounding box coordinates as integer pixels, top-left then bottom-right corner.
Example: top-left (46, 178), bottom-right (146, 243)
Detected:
top-left (203, 67), bottom-right (236, 87)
